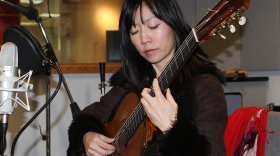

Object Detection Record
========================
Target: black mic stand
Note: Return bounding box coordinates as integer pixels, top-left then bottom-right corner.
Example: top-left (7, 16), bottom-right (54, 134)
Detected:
top-left (0, 0), bottom-right (81, 155)
top-left (43, 50), bottom-right (52, 156)
top-left (99, 62), bottom-right (107, 97)
top-left (26, 0), bottom-right (81, 116)
top-left (25, 1), bottom-right (81, 155)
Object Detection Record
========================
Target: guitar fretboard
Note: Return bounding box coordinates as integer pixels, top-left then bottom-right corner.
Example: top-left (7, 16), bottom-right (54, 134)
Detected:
top-left (113, 31), bottom-right (199, 147)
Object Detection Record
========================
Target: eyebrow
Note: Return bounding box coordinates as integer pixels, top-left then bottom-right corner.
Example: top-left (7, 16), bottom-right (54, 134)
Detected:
top-left (143, 16), bottom-right (156, 23)
top-left (134, 16), bottom-right (156, 26)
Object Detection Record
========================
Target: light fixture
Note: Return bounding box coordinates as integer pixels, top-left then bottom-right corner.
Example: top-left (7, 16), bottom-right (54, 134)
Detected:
top-left (20, 22), bottom-right (37, 26)
top-left (20, 0), bottom-right (44, 5)
top-left (39, 13), bottom-right (60, 17)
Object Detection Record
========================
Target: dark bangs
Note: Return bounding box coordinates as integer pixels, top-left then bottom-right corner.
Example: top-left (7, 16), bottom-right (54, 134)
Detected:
top-left (142, 0), bottom-right (192, 49)
top-left (121, 0), bottom-right (191, 49)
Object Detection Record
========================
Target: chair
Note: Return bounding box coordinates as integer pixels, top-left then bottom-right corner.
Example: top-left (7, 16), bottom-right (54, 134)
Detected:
top-left (265, 111), bottom-right (280, 155)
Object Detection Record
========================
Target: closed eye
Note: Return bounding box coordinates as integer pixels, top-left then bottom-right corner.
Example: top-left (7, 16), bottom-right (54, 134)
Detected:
top-left (130, 30), bottom-right (138, 35)
top-left (150, 24), bottom-right (159, 30)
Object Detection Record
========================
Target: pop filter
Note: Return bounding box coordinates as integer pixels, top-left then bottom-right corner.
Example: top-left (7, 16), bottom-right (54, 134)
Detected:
top-left (3, 25), bottom-right (45, 76)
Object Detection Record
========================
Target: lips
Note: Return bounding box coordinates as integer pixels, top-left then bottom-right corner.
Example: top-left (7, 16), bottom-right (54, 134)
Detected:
top-left (145, 49), bottom-right (156, 55)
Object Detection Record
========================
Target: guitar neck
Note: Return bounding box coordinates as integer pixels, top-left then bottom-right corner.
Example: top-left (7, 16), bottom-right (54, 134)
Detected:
top-left (116, 32), bottom-right (199, 146)
top-left (155, 32), bottom-right (199, 93)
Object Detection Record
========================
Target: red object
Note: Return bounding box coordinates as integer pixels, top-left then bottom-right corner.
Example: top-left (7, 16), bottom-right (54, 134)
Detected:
top-left (0, 0), bottom-right (20, 14)
top-left (0, 0), bottom-right (20, 45)
top-left (224, 107), bottom-right (271, 156)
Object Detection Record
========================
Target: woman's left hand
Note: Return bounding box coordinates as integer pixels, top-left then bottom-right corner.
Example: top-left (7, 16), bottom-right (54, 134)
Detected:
top-left (141, 78), bottom-right (178, 133)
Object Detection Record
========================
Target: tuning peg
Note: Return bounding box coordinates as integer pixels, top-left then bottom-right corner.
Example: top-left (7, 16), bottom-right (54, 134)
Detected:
top-left (229, 25), bottom-right (236, 33)
top-left (232, 14), bottom-right (238, 20)
top-left (239, 16), bottom-right (246, 25)
top-left (219, 33), bottom-right (226, 39)
top-left (215, 3), bottom-right (217, 5)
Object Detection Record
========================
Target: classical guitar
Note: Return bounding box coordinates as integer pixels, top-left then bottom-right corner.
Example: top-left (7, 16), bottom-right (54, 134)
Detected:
top-left (104, 0), bottom-right (251, 155)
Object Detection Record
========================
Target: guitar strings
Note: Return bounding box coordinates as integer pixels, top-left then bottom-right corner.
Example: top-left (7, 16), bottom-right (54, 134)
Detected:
top-left (112, 33), bottom-right (198, 147)
top-left (111, 31), bottom-right (195, 141)
top-left (112, 31), bottom-right (198, 141)
top-left (112, 32), bottom-right (196, 141)
top-left (111, 34), bottom-right (198, 147)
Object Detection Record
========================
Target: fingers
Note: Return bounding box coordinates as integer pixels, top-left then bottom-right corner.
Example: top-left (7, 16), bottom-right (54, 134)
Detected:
top-left (166, 88), bottom-right (176, 105)
top-left (141, 96), bottom-right (151, 117)
top-left (85, 133), bottom-right (115, 156)
top-left (99, 134), bottom-right (115, 144)
top-left (152, 79), bottom-right (164, 99)
top-left (141, 88), bottom-right (153, 110)
top-left (141, 78), bottom-right (163, 101)
top-left (141, 88), bottom-right (151, 99)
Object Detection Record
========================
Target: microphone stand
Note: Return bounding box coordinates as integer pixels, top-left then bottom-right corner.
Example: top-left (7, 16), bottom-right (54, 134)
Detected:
top-left (26, 0), bottom-right (81, 155)
top-left (0, 0), bottom-right (81, 155)
top-left (0, 1), bottom-right (81, 117)
top-left (99, 62), bottom-right (107, 97)
top-left (27, 0), bottom-right (81, 116)
top-left (44, 50), bottom-right (52, 156)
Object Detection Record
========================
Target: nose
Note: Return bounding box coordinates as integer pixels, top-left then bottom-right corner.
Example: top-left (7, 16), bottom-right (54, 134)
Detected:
top-left (140, 28), bottom-right (152, 44)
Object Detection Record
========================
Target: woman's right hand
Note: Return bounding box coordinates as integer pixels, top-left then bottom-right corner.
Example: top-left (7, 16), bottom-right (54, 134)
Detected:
top-left (83, 132), bottom-right (115, 156)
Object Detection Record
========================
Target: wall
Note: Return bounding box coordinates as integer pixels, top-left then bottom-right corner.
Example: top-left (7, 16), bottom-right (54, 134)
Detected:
top-left (248, 71), bottom-right (280, 106)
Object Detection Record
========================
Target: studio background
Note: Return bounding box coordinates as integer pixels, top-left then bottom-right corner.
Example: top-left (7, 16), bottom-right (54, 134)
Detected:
top-left (2, 0), bottom-right (280, 155)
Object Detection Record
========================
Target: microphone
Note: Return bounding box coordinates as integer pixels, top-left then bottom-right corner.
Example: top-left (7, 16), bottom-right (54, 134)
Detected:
top-left (0, 42), bottom-right (33, 155)
top-left (0, 0), bottom-right (38, 20)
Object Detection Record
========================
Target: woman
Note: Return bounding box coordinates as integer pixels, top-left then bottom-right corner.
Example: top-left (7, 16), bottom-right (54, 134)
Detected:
top-left (67, 0), bottom-right (228, 155)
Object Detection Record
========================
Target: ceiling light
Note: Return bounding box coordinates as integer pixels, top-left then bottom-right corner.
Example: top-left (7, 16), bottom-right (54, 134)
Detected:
top-left (20, 22), bottom-right (37, 26)
top-left (20, 0), bottom-right (44, 4)
top-left (39, 13), bottom-right (60, 17)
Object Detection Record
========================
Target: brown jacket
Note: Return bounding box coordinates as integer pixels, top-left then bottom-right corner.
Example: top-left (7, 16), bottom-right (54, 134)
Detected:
top-left (67, 74), bottom-right (228, 156)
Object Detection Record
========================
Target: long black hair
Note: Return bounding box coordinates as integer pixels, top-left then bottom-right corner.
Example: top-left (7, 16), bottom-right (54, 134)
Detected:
top-left (110, 0), bottom-right (225, 93)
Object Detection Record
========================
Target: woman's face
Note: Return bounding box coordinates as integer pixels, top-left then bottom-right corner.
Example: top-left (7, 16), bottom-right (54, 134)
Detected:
top-left (130, 3), bottom-right (176, 70)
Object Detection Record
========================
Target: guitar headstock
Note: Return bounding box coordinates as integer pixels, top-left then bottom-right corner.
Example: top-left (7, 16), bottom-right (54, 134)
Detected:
top-left (195, 0), bottom-right (251, 41)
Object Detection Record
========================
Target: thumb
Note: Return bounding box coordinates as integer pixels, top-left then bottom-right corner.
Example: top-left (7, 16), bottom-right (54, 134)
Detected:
top-left (166, 88), bottom-right (176, 105)
top-left (99, 134), bottom-right (115, 143)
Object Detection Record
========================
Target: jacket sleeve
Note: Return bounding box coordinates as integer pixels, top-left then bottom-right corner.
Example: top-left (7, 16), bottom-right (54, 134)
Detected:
top-left (67, 86), bottom-right (128, 156)
top-left (195, 74), bottom-right (228, 156)
top-left (142, 74), bottom-right (227, 156)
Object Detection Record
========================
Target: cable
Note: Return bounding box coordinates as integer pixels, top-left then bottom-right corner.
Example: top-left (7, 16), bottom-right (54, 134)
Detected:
top-left (47, 0), bottom-right (50, 18)
top-left (1, 138), bottom-right (3, 156)
top-left (10, 62), bottom-right (63, 156)
top-left (41, 0), bottom-right (51, 21)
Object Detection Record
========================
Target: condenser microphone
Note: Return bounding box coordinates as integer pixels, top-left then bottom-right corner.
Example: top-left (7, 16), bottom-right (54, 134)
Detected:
top-left (0, 42), bottom-right (33, 155)
top-left (0, 42), bottom-right (19, 116)
top-left (0, 42), bottom-right (18, 156)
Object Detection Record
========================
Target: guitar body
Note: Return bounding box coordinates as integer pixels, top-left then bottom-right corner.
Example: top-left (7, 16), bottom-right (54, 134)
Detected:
top-left (104, 92), bottom-right (146, 156)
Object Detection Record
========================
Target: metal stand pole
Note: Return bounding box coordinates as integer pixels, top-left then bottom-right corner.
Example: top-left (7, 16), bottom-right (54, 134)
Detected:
top-left (45, 57), bottom-right (51, 156)
top-left (28, 1), bottom-right (81, 120)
